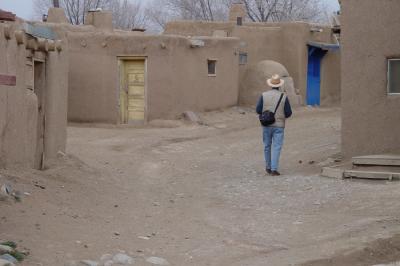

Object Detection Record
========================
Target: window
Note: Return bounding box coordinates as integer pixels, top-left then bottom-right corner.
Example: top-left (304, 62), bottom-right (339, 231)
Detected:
top-left (237, 17), bottom-right (243, 26)
top-left (239, 52), bottom-right (248, 65)
top-left (208, 59), bottom-right (217, 76)
top-left (388, 59), bottom-right (400, 94)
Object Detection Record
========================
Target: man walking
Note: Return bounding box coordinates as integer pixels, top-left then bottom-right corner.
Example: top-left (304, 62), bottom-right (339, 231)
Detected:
top-left (256, 74), bottom-right (292, 176)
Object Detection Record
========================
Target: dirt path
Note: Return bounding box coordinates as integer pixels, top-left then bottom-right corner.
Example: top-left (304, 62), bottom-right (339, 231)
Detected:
top-left (2, 107), bottom-right (400, 266)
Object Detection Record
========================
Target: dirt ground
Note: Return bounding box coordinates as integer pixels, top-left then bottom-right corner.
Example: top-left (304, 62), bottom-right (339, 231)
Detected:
top-left (2, 106), bottom-right (400, 266)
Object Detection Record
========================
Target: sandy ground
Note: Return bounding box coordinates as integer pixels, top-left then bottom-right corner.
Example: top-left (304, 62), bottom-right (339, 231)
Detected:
top-left (2, 106), bottom-right (400, 266)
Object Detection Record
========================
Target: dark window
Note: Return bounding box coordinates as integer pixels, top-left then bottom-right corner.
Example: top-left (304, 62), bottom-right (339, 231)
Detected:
top-left (237, 17), bottom-right (243, 26)
top-left (388, 59), bottom-right (400, 94)
top-left (239, 52), bottom-right (248, 65)
top-left (208, 60), bottom-right (217, 76)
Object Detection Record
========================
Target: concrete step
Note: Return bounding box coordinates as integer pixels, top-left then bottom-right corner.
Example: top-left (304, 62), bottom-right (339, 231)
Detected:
top-left (352, 154), bottom-right (400, 166)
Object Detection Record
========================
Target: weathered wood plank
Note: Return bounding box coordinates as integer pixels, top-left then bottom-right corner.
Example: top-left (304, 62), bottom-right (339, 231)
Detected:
top-left (353, 154), bottom-right (400, 166)
top-left (344, 170), bottom-right (400, 181)
top-left (0, 74), bottom-right (16, 86)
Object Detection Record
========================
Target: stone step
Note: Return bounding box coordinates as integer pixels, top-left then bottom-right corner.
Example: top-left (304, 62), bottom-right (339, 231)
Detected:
top-left (352, 154), bottom-right (400, 166)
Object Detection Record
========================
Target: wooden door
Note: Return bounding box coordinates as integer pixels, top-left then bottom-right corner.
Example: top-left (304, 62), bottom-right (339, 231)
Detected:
top-left (121, 60), bottom-right (145, 123)
top-left (306, 47), bottom-right (327, 106)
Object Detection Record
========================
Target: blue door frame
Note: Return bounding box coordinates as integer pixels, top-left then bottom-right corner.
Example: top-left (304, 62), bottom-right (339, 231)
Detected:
top-left (307, 46), bottom-right (327, 106)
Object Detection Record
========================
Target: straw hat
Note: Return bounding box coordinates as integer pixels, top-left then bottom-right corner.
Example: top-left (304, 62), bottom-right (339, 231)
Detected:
top-left (267, 74), bottom-right (285, 88)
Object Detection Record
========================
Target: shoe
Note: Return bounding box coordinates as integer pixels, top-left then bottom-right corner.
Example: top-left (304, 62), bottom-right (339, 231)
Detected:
top-left (271, 171), bottom-right (281, 176)
top-left (266, 168), bottom-right (272, 174)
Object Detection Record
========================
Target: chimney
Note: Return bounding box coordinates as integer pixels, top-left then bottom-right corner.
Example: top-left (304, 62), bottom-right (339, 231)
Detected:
top-left (85, 9), bottom-right (113, 31)
top-left (229, 2), bottom-right (246, 25)
top-left (47, 8), bottom-right (68, 23)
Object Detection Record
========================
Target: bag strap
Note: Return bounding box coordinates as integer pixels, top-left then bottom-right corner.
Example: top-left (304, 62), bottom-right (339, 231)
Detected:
top-left (273, 93), bottom-right (284, 114)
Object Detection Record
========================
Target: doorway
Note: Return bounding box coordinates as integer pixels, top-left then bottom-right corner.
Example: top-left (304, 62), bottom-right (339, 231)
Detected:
top-left (119, 59), bottom-right (146, 124)
top-left (306, 46), bottom-right (327, 106)
top-left (34, 60), bottom-right (46, 169)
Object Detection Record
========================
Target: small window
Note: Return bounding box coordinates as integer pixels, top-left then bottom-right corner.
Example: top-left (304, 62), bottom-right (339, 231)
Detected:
top-left (239, 52), bottom-right (248, 65)
top-left (388, 59), bottom-right (400, 94)
top-left (237, 17), bottom-right (243, 26)
top-left (208, 59), bottom-right (217, 76)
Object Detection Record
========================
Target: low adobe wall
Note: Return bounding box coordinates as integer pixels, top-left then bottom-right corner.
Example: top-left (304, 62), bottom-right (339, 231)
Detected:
top-left (341, 0), bottom-right (400, 157)
top-left (0, 21), bottom-right (68, 168)
top-left (64, 28), bottom-right (239, 123)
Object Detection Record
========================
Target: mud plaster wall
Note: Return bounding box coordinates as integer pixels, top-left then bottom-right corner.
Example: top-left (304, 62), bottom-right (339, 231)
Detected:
top-left (164, 21), bottom-right (235, 37)
top-left (0, 23), bottom-right (37, 168)
top-left (232, 26), bottom-right (282, 105)
top-left (165, 21), bottom-right (339, 106)
top-left (0, 22), bottom-right (68, 168)
top-left (321, 50), bottom-right (341, 105)
top-left (31, 22), bottom-right (69, 162)
top-left (65, 30), bottom-right (239, 123)
top-left (41, 46), bottom-right (68, 158)
top-left (341, 0), bottom-right (400, 157)
top-left (280, 23), bottom-right (337, 105)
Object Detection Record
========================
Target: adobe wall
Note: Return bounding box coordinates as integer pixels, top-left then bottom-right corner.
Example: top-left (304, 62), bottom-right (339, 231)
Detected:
top-left (0, 21), bottom-right (68, 168)
top-left (341, 0), bottom-right (400, 156)
top-left (280, 23), bottom-right (337, 105)
top-left (165, 20), bottom-right (340, 106)
top-left (0, 23), bottom-right (37, 168)
top-left (164, 21), bottom-right (235, 37)
top-left (321, 50), bottom-right (341, 105)
top-left (233, 26), bottom-right (283, 104)
top-left (62, 27), bottom-right (239, 123)
top-left (42, 44), bottom-right (69, 158)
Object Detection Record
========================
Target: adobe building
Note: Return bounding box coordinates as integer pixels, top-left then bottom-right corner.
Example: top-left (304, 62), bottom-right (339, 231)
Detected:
top-left (164, 2), bottom-right (341, 108)
top-left (44, 9), bottom-right (239, 124)
top-left (0, 10), bottom-right (68, 169)
top-left (42, 3), bottom-right (340, 125)
top-left (341, 0), bottom-right (400, 157)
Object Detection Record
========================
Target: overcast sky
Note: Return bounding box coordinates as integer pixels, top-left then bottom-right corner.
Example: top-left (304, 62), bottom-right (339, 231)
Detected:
top-left (0, 0), bottom-right (340, 20)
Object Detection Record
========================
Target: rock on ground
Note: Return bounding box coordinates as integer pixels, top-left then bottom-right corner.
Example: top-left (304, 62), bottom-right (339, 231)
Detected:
top-left (0, 245), bottom-right (13, 255)
top-left (112, 253), bottom-right (134, 264)
top-left (0, 255), bottom-right (16, 264)
top-left (79, 260), bottom-right (99, 266)
top-left (146, 257), bottom-right (170, 265)
top-left (100, 254), bottom-right (113, 263)
top-left (0, 258), bottom-right (14, 266)
top-left (182, 111), bottom-right (202, 124)
top-left (65, 260), bottom-right (99, 266)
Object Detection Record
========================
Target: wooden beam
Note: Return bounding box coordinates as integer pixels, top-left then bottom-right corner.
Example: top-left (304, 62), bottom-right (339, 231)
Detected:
top-left (344, 170), bottom-right (400, 181)
top-left (353, 154), bottom-right (400, 166)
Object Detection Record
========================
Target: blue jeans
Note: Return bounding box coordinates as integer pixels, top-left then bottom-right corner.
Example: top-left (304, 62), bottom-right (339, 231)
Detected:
top-left (262, 127), bottom-right (284, 171)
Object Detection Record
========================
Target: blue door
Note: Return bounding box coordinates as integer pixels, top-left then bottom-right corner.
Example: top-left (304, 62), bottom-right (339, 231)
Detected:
top-left (307, 47), bottom-right (327, 106)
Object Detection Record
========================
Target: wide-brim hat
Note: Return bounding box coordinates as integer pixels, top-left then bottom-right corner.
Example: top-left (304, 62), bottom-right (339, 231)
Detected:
top-left (267, 74), bottom-right (285, 88)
